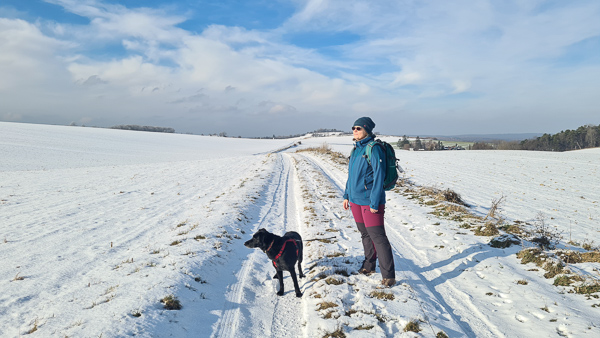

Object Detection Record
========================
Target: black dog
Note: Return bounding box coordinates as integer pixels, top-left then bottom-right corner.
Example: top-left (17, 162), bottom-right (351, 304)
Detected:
top-left (244, 228), bottom-right (305, 297)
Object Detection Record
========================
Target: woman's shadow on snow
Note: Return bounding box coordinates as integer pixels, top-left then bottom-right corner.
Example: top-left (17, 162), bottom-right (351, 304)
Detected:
top-left (397, 242), bottom-right (520, 337)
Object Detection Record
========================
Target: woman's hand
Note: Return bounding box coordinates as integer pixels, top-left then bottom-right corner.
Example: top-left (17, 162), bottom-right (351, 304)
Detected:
top-left (343, 199), bottom-right (350, 210)
top-left (370, 208), bottom-right (378, 213)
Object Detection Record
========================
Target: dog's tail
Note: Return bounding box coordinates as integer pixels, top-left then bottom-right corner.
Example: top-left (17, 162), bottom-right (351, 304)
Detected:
top-left (304, 236), bottom-right (336, 242)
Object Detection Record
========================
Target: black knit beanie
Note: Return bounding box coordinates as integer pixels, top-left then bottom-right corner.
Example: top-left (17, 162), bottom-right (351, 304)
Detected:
top-left (353, 117), bottom-right (375, 135)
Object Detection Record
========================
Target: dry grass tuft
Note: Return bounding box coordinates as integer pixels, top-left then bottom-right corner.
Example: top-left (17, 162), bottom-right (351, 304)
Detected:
top-left (354, 324), bottom-right (374, 330)
top-left (370, 290), bottom-right (395, 301)
top-left (474, 222), bottom-right (500, 236)
top-left (543, 262), bottom-right (565, 279)
top-left (345, 309), bottom-right (358, 316)
top-left (325, 277), bottom-right (344, 285)
top-left (323, 310), bottom-right (337, 319)
top-left (500, 223), bottom-right (526, 236)
top-left (161, 295), bottom-right (182, 310)
top-left (317, 301), bottom-right (338, 311)
top-left (404, 320), bottom-right (421, 333)
top-left (517, 248), bottom-right (546, 266)
top-left (557, 250), bottom-right (600, 264)
top-left (323, 328), bottom-right (346, 338)
top-left (326, 252), bottom-right (345, 258)
top-left (553, 275), bottom-right (584, 286)
top-left (439, 189), bottom-right (468, 206)
top-left (574, 280), bottom-right (600, 295)
top-left (26, 319), bottom-right (38, 334)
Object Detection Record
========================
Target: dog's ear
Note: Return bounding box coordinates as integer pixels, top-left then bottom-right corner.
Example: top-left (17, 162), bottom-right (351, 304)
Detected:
top-left (260, 231), bottom-right (274, 246)
top-left (258, 228), bottom-right (267, 233)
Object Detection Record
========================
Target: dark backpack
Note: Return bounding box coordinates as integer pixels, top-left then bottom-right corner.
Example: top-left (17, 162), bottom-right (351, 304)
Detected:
top-left (362, 139), bottom-right (403, 191)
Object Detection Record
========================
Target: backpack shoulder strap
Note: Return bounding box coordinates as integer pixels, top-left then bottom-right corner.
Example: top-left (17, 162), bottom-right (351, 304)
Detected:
top-left (364, 140), bottom-right (378, 165)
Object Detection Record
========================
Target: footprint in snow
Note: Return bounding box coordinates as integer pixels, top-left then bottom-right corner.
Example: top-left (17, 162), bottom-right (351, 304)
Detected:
top-left (531, 311), bottom-right (546, 320)
top-left (515, 314), bottom-right (528, 323)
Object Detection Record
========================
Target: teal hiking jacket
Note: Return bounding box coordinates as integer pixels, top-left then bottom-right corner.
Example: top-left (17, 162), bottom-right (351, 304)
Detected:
top-left (343, 136), bottom-right (386, 209)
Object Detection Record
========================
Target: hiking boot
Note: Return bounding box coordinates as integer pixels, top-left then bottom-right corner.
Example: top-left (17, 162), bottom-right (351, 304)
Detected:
top-left (358, 268), bottom-right (374, 276)
top-left (381, 278), bottom-right (396, 287)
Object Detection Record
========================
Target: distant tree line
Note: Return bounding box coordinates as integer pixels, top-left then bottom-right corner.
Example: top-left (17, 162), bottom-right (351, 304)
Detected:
top-left (487, 124), bottom-right (599, 152)
top-left (253, 133), bottom-right (307, 139)
top-left (252, 128), bottom-right (345, 139)
top-left (397, 135), bottom-right (450, 151)
top-left (471, 142), bottom-right (495, 150)
top-left (313, 128), bottom-right (344, 133)
top-left (110, 125), bottom-right (175, 133)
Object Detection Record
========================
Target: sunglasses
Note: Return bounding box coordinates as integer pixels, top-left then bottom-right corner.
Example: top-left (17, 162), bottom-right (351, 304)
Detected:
top-left (352, 126), bottom-right (362, 131)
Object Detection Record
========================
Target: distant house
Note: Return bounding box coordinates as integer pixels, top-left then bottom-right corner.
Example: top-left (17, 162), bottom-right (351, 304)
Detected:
top-left (443, 144), bottom-right (465, 150)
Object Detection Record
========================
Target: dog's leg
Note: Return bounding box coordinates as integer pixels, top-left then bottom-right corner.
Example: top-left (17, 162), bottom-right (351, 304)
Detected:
top-left (297, 263), bottom-right (305, 279)
top-left (288, 269), bottom-right (303, 298)
top-left (272, 261), bottom-right (279, 279)
top-left (297, 243), bottom-right (305, 278)
top-left (275, 269), bottom-right (284, 296)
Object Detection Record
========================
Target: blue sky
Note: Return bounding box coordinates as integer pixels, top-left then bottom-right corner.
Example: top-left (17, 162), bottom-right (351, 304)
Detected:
top-left (1, 0), bottom-right (599, 137)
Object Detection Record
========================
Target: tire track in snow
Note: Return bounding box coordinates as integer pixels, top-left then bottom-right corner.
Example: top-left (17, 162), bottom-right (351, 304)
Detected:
top-left (212, 154), bottom-right (306, 338)
top-left (269, 153), bottom-right (305, 338)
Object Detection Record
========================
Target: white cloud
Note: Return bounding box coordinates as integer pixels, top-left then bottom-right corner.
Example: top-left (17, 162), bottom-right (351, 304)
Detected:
top-left (266, 103), bottom-right (297, 115)
top-left (0, 18), bottom-right (68, 90)
top-left (391, 71), bottom-right (422, 86)
top-left (452, 80), bottom-right (471, 94)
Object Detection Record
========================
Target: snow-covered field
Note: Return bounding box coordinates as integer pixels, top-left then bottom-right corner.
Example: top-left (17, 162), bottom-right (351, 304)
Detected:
top-left (1, 122), bottom-right (599, 337)
top-left (399, 147), bottom-right (600, 246)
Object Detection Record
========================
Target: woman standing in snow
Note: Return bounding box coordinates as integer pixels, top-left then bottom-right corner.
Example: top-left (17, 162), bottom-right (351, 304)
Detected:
top-left (343, 117), bottom-right (396, 287)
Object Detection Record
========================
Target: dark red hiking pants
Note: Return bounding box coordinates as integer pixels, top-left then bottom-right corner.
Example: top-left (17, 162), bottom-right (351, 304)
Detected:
top-left (350, 202), bottom-right (395, 279)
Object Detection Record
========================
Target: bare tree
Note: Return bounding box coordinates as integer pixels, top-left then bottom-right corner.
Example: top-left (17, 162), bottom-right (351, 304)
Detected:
top-left (484, 194), bottom-right (506, 221)
top-left (530, 212), bottom-right (563, 249)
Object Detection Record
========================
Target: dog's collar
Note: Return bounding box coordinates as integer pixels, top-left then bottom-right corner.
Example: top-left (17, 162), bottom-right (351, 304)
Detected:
top-left (264, 239), bottom-right (275, 253)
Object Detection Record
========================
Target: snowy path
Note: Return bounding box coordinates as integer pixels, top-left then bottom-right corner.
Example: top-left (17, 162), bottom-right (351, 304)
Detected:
top-left (212, 150), bottom-right (500, 337)
top-left (212, 153), bottom-right (306, 337)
